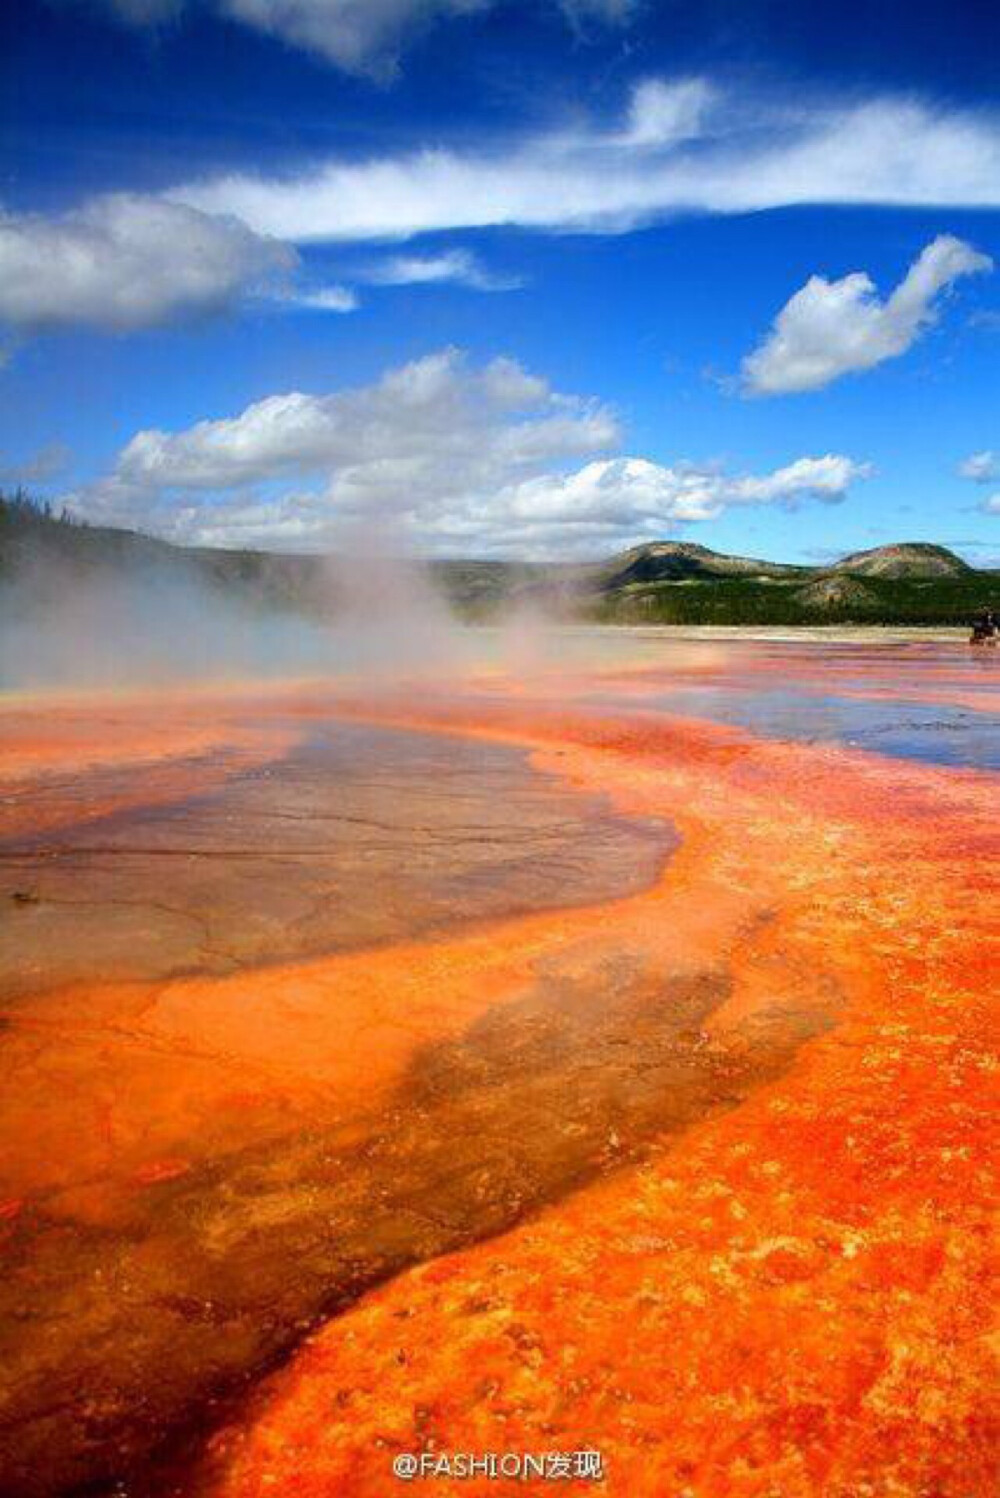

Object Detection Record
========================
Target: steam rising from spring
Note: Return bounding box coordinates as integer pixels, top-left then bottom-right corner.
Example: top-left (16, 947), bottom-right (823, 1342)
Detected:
top-left (0, 540), bottom-right (573, 695)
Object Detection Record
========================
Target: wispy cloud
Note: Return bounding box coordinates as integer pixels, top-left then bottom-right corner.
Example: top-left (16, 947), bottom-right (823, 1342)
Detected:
top-left (221, 0), bottom-right (489, 78)
top-left (8, 79), bottom-right (998, 341)
top-left (86, 0), bottom-right (634, 78)
top-left (284, 284), bottom-right (360, 312)
top-left (174, 80), bottom-right (1000, 242)
top-left (360, 248), bottom-right (522, 291)
top-left (616, 78), bottom-right (715, 147)
top-left (742, 235), bottom-right (993, 395)
top-left (560, 0), bottom-right (640, 27)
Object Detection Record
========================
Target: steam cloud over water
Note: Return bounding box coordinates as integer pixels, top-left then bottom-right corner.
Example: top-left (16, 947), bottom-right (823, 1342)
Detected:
top-left (1, 563), bottom-right (325, 692)
top-left (0, 544), bottom-right (559, 694)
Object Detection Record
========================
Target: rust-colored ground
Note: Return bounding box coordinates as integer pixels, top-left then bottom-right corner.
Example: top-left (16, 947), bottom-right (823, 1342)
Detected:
top-left (0, 640), bottom-right (997, 1497)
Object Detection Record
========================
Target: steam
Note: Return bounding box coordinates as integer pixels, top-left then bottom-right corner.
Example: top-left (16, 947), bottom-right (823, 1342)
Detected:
top-left (0, 539), bottom-right (572, 695)
top-left (320, 541), bottom-right (480, 682)
top-left (0, 558), bottom-right (325, 692)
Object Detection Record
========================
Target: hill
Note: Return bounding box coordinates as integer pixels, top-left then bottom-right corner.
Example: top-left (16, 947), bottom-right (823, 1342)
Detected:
top-left (597, 541), bottom-right (806, 588)
top-left (1, 492), bottom-right (996, 629)
top-left (577, 540), bottom-right (995, 626)
top-left (830, 543), bottom-right (971, 579)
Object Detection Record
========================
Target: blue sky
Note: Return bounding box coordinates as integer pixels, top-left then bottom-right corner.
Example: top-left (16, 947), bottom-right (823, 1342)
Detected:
top-left (1, 0), bottom-right (998, 562)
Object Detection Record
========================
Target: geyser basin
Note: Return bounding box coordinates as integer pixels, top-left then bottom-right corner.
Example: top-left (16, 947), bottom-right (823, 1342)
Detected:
top-left (0, 639), bottom-right (996, 1498)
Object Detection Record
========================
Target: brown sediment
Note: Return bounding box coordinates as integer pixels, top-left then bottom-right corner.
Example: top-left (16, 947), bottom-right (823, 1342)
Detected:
top-left (0, 720), bottom-right (669, 1001)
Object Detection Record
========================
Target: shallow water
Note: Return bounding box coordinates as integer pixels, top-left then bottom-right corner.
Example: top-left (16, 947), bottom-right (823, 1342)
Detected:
top-left (574, 636), bottom-right (1000, 769)
top-left (633, 685), bottom-right (999, 768)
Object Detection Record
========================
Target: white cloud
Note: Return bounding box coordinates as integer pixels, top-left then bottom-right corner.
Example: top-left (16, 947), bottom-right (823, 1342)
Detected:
top-left (88, 0), bottom-right (633, 76)
top-left (618, 77), bottom-right (715, 147)
top-left (66, 349), bottom-right (871, 557)
top-left (981, 493), bottom-right (1000, 516)
top-left (174, 83), bottom-right (1000, 242)
top-left (742, 235), bottom-right (993, 395)
top-left (107, 349), bottom-right (615, 492)
top-left (497, 454), bottom-right (869, 530)
top-left (286, 284), bottom-right (360, 312)
top-left (10, 81), bottom-right (997, 347)
top-left (478, 356), bottom-right (550, 408)
top-left (959, 450), bottom-right (999, 483)
top-left (361, 248), bottom-right (521, 291)
top-left (0, 195), bottom-right (295, 332)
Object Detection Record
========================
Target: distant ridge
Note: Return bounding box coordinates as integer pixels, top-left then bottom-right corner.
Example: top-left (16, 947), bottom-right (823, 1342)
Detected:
top-left (1, 492), bottom-right (995, 628)
top-left (580, 540), bottom-right (992, 626)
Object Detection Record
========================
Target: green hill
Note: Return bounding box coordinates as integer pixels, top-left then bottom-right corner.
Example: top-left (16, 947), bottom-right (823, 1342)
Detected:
top-left (584, 540), bottom-right (994, 626)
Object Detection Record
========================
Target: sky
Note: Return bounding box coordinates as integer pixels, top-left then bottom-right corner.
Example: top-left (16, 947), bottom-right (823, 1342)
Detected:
top-left (1, 0), bottom-right (998, 564)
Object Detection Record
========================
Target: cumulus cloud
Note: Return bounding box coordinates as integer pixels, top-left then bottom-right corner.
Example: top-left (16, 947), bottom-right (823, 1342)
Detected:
top-left (959, 450), bottom-right (999, 483)
top-left (65, 348), bottom-right (871, 557)
top-left (495, 454), bottom-right (869, 535)
top-left (106, 349), bottom-right (612, 492)
top-left (742, 235), bottom-right (994, 395)
top-left (360, 248), bottom-right (521, 291)
top-left (981, 494), bottom-right (1000, 516)
top-left (174, 83), bottom-right (1000, 242)
top-left (86, 0), bottom-right (632, 76)
top-left (0, 195), bottom-right (295, 332)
